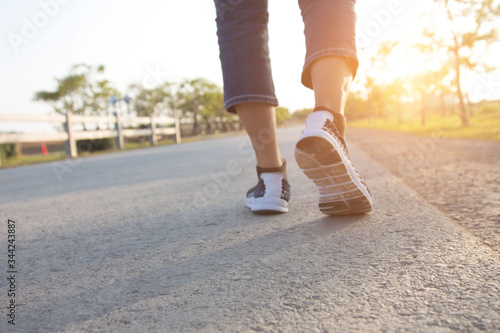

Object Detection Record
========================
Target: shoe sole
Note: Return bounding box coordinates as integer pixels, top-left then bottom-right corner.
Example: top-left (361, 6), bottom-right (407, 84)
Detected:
top-left (295, 136), bottom-right (372, 215)
top-left (246, 197), bottom-right (288, 214)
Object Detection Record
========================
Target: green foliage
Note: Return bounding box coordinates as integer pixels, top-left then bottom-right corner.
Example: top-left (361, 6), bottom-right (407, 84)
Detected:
top-left (292, 108), bottom-right (313, 121)
top-left (177, 78), bottom-right (225, 135)
top-left (0, 143), bottom-right (18, 159)
top-left (34, 64), bottom-right (117, 117)
top-left (129, 79), bottom-right (227, 135)
top-left (32, 63), bottom-right (278, 146)
top-left (129, 83), bottom-right (171, 117)
top-left (275, 106), bottom-right (291, 125)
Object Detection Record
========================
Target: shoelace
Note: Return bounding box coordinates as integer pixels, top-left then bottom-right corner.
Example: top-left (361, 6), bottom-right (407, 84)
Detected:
top-left (323, 120), bottom-right (347, 153)
top-left (323, 119), bottom-right (370, 194)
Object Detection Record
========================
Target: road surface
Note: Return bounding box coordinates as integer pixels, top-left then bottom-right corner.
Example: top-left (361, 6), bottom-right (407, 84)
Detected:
top-left (1, 126), bottom-right (499, 332)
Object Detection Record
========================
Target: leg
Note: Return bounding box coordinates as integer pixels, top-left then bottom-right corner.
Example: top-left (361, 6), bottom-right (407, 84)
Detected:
top-left (295, 0), bottom-right (372, 215)
top-left (310, 56), bottom-right (353, 116)
top-left (236, 103), bottom-right (282, 168)
top-left (299, 0), bottom-right (359, 136)
top-left (214, 0), bottom-right (289, 213)
top-left (214, 0), bottom-right (282, 168)
top-left (299, 0), bottom-right (358, 92)
top-left (214, 0), bottom-right (278, 112)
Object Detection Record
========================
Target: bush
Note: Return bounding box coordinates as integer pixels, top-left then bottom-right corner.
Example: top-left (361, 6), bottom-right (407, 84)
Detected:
top-left (77, 138), bottom-right (115, 153)
top-left (276, 106), bottom-right (291, 125)
top-left (0, 143), bottom-right (18, 159)
top-left (477, 102), bottom-right (500, 115)
top-left (292, 108), bottom-right (313, 122)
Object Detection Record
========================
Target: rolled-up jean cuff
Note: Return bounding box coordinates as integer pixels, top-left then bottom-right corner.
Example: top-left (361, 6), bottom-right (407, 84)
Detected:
top-left (301, 49), bottom-right (359, 90)
top-left (225, 95), bottom-right (279, 113)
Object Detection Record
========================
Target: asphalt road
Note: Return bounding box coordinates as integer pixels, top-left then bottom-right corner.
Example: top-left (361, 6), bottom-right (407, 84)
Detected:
top-left (1, 126), bottom-right (499, 332)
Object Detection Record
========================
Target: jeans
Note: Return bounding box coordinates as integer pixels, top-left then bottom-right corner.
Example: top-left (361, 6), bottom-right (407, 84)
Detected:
top-left (214, 0), bottom-right (358, 112)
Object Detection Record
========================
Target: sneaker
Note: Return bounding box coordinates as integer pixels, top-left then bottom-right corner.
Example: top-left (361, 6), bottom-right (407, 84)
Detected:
top-left (245, 160), bottom-right (290, 214)
top-left (294, 111), bottom-right (372, 215)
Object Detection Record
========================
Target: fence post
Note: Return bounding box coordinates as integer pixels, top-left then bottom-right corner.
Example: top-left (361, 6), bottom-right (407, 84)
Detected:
top-left (64, 111), bottom-right (77, 158)
top-left (149, 115), bottom-right (157, 146)
top-left (114, 112), bottom-right (124, 150)
top-left (174, 109), bottom-right (181, 144)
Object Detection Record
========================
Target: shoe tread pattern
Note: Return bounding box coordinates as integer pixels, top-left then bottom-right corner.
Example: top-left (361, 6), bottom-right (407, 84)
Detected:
top-left (295, 136), bottom-right (372, 215)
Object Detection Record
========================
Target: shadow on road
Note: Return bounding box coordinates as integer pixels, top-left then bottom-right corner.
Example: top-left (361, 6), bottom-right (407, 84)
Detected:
top-left (20, 210), bottom-right (366, 331)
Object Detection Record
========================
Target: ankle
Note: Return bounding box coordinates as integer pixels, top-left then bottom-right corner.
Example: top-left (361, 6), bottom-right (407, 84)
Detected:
top-left (313, 105), bottom-right (339, 114)
top-left (257, 158), bottom-right (287, 178)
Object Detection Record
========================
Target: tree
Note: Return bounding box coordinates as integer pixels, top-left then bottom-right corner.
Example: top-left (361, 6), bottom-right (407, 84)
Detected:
top-left (432, 0), bottom-right (500, 126)
top-left (411, 71), bottom-right (440, 126)
top-left (360, 41), bottom-right (402, 121)
top-left (129, 78), bottom-right (231, 136)
top-left (128, 83), bottom-right (170, 117)
top-left (34, 64), bottom-right (116, 117)
top-left (382, 78), bottom-right (409, 124)
top-left (202, 88), bottom-right (228, 133)
top-left (365, 76), bottom-right (386, 120)
top-left (177, 78), bottom-right (224, 135)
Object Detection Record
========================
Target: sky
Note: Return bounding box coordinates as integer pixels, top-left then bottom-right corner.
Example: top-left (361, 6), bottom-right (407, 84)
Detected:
top-left (1, 0), bottom-right (498, 134)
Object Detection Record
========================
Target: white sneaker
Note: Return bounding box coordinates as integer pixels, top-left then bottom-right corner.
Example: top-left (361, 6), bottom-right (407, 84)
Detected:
top-left (246, 161), bottom-right (290, 214)
top-left (295, 111), bottom-right (372, 215)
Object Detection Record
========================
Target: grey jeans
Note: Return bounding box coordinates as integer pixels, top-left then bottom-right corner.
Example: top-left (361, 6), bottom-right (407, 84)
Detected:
top-left (214, 0), bottom-right (358, 112)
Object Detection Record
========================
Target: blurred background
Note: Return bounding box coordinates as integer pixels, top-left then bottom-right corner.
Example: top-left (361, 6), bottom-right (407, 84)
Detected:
top-left (1, 0), bottom-right (499, 165)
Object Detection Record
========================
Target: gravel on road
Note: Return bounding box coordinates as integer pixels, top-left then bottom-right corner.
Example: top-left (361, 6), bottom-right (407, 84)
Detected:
top-left (348, 127), bottom-right (500, 253)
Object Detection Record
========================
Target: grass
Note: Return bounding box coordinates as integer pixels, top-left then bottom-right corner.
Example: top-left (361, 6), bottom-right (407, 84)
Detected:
top-left (123, 139), bottom-right (175, 150)
top-left (0, 153), bottom-right (67, 168)
top-left (349, 110), bottom-right (500, 142)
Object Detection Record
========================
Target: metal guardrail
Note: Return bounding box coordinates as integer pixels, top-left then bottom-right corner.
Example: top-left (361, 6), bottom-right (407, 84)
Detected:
top-left (0, 112), bottom-right (181, 158)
